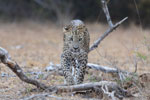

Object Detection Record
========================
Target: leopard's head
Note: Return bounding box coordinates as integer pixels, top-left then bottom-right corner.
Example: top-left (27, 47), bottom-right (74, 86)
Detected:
top-left (63, 20), bottom-right (89, 53)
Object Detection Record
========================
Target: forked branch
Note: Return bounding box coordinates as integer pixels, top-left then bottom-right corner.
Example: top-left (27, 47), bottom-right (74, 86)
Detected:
top-left (89, 17), bottom-right (128, 52)
top-left (89, 0), bottom-right (128, 52)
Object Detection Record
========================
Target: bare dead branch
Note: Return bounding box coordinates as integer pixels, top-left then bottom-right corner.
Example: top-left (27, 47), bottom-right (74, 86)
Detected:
top-left (45, 63), bottom-right (134, 82)
top-left (45, 60), bottom-right (132, 83)
top-left (57, 81), bottom-right (113, 92)
top-left (87, 63), bottom-right (117, 73)
top-left (89, 0), bottom-right (128, 52)
top-left (101, 0), bottom-right (113, 27)
top-left (45, 62), bottom-right (133, 83)
top-left (45, 62), bottom-right (130, 76)
top-left (0, 47), bottom-right (49, 90)
top-left (56, 81), bottom-right (128, 99)
top-left (89, 17), bottom-right (128, 52)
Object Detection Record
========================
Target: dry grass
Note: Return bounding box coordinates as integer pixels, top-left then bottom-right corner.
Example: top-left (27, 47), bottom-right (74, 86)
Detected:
top-left (0, 21), bottom-right (150, 99)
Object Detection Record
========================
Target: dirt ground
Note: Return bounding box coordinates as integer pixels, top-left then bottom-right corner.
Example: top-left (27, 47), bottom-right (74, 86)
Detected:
top-left (0, 21), bottom-right (150, 100)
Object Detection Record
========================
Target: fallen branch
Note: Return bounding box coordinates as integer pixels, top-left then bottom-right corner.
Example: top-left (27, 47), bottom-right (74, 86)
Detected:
top-left (87, 63), bottom-right (118, 73)
top-left (46, 62), bottom-right (123, 74)
top-left (0, 47), bottom-right (49, 90)
top-left (45, 62), bottom-right (131, 81)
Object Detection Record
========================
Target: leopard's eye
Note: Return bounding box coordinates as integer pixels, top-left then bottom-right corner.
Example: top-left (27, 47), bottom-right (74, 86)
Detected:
top-left (79, 38), bottom-right (82, 41)
top-left (70, 37), bottom-right (73, 41)
top-left (64, 27), bottom-right (69, 31)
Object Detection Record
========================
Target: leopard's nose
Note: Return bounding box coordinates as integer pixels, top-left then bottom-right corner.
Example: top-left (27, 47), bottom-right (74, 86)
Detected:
top-left (73, 47), bottom-right (78, 50)
top-left (73, 45), bottom-right (79, 50)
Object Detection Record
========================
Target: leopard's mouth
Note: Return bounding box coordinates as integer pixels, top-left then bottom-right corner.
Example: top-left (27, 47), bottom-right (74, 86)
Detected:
top-left (71, 49), bottom-right (80, 53)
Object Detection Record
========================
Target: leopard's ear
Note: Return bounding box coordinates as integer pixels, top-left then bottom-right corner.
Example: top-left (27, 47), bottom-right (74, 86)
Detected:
top-left (63, 25), bottom-right (71, 32)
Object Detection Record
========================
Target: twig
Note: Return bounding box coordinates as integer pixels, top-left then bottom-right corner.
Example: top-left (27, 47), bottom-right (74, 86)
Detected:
top-left (102, 85), bottom-right (116, 100)
top-left (133, 57), bottom-right (138, 73)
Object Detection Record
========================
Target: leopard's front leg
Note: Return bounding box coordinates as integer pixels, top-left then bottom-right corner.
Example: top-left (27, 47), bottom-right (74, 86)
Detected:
top-left (61, 51), bottom-right (74, 85)
top-left (74, 52), bottom-right (88, 84)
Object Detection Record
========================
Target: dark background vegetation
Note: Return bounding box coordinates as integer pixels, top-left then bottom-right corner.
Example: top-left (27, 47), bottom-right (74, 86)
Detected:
top-left (0, 0), bottom-right (149, 28)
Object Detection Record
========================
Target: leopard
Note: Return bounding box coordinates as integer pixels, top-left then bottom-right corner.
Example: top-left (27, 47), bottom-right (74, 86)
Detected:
top-left (61, 19), bottom-right (90, 85)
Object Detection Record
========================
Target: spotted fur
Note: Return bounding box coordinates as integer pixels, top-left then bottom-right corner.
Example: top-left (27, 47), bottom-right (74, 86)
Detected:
top-left (61, 20), bottom-right (90, 85)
